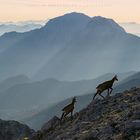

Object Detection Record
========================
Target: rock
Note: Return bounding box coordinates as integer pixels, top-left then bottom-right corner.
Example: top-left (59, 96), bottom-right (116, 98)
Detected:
top-left (41, 116), bottom-right (60, 132)
top-left (125, 120), bottom-right (140, 130)
top-left (30, 130), bottom-right (44, 140)
top-left (0, 119), bottom-right (34, 140)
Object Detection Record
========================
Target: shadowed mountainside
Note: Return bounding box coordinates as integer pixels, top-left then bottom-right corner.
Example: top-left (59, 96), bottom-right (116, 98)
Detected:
top-left (0, 119), bottom-right (34, 140)
top-left (0, 12), bottom-right (140, 81)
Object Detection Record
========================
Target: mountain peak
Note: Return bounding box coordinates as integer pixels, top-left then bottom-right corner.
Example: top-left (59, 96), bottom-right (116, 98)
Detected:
top-left (53, 12), bottom-right (90, 19)
top-left (89, 16), bottom-right (125, 32)
top-left (44, 12), bottom-right (90, 28)
top-left (62, 12), bottom-right (90, 18)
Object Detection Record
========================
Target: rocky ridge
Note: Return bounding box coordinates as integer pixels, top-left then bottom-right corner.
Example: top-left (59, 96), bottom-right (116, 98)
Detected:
top-left (31, 87), bottom-right (140, 140)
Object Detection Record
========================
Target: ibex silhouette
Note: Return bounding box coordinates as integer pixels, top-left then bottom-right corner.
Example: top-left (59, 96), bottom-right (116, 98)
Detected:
top-left (93, 75), bottom-right (118, 100)
top-left (60, 97), bottom-right (76, 121)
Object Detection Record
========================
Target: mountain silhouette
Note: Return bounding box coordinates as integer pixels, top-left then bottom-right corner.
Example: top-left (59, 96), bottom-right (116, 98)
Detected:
top-left (0, 12), bottom-right (139, 81)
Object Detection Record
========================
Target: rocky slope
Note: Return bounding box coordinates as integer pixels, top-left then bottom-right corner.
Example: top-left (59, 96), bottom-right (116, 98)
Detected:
top-left (31, 87), bottom-right (140, 140)
top-left (0, 119), bottom-right (34, 140)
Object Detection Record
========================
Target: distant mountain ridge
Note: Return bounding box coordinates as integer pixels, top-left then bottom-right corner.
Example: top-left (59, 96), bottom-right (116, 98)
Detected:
top-left (0, 12), bottom-right (139, 81)
top-left (0, 23), bottom-right (42, 36)
top-left (0, 72), bottom-right (135, 126)
top-left (0, 75), bottom-right (31, 93)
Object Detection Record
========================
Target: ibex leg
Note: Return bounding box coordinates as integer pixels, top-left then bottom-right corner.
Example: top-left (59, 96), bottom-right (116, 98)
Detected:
top-left (99, 92), bottom-right (105, 99)
top-left (71, 111), bottom-right (73, 121)
top-left (64, 112), bottom-right (69, 119)
top-left (110, 87), bottom-right (113, 94)
top-left (60, 112), bottom-right (65, 121)
top-left (93, 90), bottom-right (100, 100)
top-left (107, 89), bottom-right (110, 96)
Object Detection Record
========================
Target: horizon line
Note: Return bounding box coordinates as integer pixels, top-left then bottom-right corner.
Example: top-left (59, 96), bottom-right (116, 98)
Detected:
top-left (0, 12), bottom-right (140, 24)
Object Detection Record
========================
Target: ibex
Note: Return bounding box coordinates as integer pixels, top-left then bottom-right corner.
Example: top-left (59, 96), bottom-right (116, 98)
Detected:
top-left (61, 97), bottom-right (76, 121)
top-left (93, 75), bottom-right (118, 100)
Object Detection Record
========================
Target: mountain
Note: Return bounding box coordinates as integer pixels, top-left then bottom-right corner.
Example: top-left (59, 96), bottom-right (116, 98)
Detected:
top-left (0, 72), bottom-right (134, 125)
top-left (0, 75), bottom-right (31, 93)
top-left (22, 72), bottom-right (140, 130)
top-left (113, 72), bottom-right (140, 92)
top-left (0, 73), bottom-right (114, 121)
top-left (120, 22), bottom-right (140, 37)
top-left (0, 12), bottom-right (91, 81)
top-left (0, 12), bottom-right (139, 81)
top-left (0, 87), bottom-right (139, 140)
top-left (0, 23), bottom-right (42, 36)
top-left (34, 16), bottom-right (140, 81)
top-left (23, 93), bottom-right (93, 130)
top-left (30, 87), bottom-right (140, 140)
top-left (120, 71), bottom-right (140, 83)
top-left (111, 71), bottom-right (140, 92)
top-left (114, 79), bottom-right (140, 93)
top-left (0, 119), bottom-right (34, 140)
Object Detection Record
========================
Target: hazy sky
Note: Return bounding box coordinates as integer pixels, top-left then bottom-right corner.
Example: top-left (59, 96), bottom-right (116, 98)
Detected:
top-left (0, 0), bottom-right (140, 23)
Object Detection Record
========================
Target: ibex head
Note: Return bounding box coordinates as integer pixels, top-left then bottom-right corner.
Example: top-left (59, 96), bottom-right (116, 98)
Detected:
top-left (72, 97), bottom-right (77, 103)
top-left (113, 75), bottom-right (118, 81)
